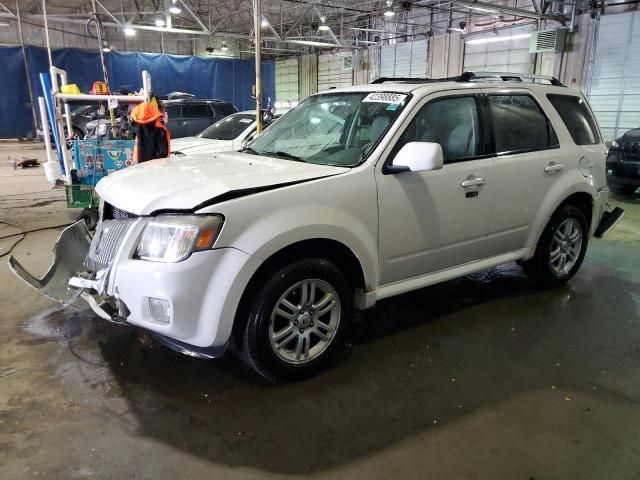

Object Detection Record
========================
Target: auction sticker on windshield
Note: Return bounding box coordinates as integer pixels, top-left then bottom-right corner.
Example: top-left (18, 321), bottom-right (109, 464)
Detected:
top-left (362, 93), bottom-right (407, 104)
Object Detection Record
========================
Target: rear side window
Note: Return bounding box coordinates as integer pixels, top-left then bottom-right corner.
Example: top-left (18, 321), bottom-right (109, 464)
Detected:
top-left (546, 94), bottom-right (599, 145)
top-left (487, 95), bottom-right (558, 154)
top-left (182, 104), bottom-right (212, 118)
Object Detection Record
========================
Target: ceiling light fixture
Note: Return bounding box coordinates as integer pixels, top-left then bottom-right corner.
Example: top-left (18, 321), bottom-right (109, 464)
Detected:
top-left (261, 16), bottom-right (270, 28)
top-left (0, 21), bottom-right (9, 27)
top-left (102, 41), bottom-right (111, 52)
top-left (169, 1), bottom-right (182, 14)
top-left (318, 15), bottom-right (330, 31)
top-left (384, 0), bottom-right (395, 17)
top-left (123, 26), bottom-right (136, 36)
top-left (220, 40), bottom-right (229, 51)
top-left (465, 32), bottom-right (531, 45)
top-left (155, 18), bottom-right (165, 27)
top-left (285, 39), bottom-right (339, 48)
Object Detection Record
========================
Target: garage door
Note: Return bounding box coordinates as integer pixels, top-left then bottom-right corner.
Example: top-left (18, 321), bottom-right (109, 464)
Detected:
top-left (379, 39), bottom-right (428, 78)
top-left (587, 11), bottom-right (640, 142)
top-left (275, 58), bottom-right (299, 107)
top-left (318, 52), bottom-right (353, 91)
top-left (463, 25), bottom-right (534, 74)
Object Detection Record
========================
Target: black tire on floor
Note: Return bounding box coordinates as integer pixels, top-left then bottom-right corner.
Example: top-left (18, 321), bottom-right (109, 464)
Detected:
top-left (78, 208), bottom-right (99, 231)
top-left (239, 258), bottom-right (353, 382)
top-left (522, 204), bottom-right (589, 288)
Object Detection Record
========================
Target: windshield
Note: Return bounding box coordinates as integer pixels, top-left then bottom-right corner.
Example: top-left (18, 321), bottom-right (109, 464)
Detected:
top-left (198, 113), bottom-right (255, 140)
top-left (249, 91), bottom-right (409, 167)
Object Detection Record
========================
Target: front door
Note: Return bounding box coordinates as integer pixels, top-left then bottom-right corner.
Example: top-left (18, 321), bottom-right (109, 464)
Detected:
top-left (376, 92), bottom-right (495, 285)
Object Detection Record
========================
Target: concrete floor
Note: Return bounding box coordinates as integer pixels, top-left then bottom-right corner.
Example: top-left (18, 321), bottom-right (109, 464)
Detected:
top-left (1, 142), bottom-right (639, 480)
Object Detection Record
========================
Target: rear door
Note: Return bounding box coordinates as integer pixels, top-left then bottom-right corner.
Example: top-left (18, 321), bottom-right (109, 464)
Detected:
top-left (482, 89), bottom-right (566, 256)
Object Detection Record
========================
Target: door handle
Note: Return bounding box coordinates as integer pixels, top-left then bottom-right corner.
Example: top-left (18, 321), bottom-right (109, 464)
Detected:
top-left (461, 176), bottom-right (486, 188)
top-left (544, 162), bottom-right (565, 173)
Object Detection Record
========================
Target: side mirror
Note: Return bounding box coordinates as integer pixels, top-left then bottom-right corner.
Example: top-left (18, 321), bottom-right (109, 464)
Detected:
top-left (387, 141), bottom-right (444, 174)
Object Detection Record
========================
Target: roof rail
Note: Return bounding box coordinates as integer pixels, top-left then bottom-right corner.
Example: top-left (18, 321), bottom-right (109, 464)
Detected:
top-left (371, 76), bottom-right (459, 84)
top-left (458, 71), bottom-right (565, 86)
top-left (371, 71), bottom-right (565, 87)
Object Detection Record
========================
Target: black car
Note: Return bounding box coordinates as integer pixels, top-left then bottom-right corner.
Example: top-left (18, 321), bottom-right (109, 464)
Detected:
top-left (163, 99), bottom-right (237, 138)
top-left (607, 127), bottom-right (640, 196)
top-left (37, 104), bottom-right (100, 144)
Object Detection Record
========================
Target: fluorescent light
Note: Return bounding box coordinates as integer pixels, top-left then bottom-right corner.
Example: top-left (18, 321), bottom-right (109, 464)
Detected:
top-left (155, 18), bottom-right (165, 27)
top-left (0, 21), bottom-right (9, 27)
top-left (465, 33), bottom-right (532, 45)
top-left (123, 26), bottom-right (136, 36)
top-left (284, 39), bottom-right (339, 47)
top-left (469, 6), bottom-right (497, 13)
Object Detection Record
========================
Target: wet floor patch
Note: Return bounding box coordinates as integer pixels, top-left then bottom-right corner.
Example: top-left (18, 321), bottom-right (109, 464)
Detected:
top-left (22, 307), bottom-right (95, 341)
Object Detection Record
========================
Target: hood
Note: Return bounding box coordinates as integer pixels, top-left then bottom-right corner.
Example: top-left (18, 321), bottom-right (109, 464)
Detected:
top-left (95, 151), bottom-right (349, 215)
top-left (171, 136), bottom-right (232, 155)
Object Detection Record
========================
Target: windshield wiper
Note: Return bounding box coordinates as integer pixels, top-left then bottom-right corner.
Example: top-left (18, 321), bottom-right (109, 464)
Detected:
top-left (261, 150), bottom-right (304, 162)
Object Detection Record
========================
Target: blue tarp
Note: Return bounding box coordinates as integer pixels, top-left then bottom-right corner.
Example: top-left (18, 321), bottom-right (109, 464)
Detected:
top-left (0, 45), bottom-right (275, 139)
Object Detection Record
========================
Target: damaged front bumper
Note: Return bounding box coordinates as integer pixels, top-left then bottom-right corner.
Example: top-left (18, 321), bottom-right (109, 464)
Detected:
top-left (8, 221), bottom-right (129, 324)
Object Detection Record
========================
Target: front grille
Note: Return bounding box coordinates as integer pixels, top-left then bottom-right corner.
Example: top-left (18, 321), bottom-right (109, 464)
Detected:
top-left (104, 202), bottom-right (138, 221)
top-left (85, 219), bottom-right (137, 271)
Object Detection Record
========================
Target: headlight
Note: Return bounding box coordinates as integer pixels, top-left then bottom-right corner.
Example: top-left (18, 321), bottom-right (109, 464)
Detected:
top-left (135, 215), bottom-right (223, 263)
top-left (611, 140), bottom-right (619, 148)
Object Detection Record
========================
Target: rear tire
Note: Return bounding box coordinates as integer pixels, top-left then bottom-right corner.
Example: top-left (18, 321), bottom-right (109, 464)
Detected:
top-left (239, 258), bottom-right (353, 382)
top-left (522, 205), bottom-right (588, 288)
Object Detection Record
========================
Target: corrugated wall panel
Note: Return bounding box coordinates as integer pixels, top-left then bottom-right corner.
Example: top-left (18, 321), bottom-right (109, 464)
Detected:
top-left (318, 52), bottom-right (353, 91)
top-left (588, 11), bottom-right (639, 141)
top-left (275, 57), bottom-right (299, 106)
top-left (463, 25), bottom-right (534, 74)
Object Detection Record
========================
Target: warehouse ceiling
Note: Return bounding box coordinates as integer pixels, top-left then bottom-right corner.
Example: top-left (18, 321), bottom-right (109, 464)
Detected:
top-left (3, 0), bottom-right (582, 56)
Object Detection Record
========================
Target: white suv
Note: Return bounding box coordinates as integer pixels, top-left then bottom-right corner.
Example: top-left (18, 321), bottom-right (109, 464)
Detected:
top-left (10, 72), bottom-right (624, 381)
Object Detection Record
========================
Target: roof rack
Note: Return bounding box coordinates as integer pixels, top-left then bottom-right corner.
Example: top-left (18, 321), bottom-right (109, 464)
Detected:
top-left (371, 71), bottom-right (565, 87)
top-left (458, 71), bottom-right (565, 86)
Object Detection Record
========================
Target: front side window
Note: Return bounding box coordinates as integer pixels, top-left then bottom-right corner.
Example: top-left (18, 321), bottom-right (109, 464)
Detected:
top-left (165, 105), bottom-right (181, 119)
top-left (546, 94), bottom-right (599, 145)
top-left (249, 92), bottom-right (409, 167)
top-left (488, 95), bottom-right (558, 154)
top-left (199, 113), bottom-right (255, 140)
top-left (394, 96), bottom-right (481, 164)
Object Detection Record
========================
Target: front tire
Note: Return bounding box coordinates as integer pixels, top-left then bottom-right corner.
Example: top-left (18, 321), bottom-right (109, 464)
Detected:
top-left (523, 205), bottom-right (588, 287)
top-left (239, 258), bottom-right (353, 382)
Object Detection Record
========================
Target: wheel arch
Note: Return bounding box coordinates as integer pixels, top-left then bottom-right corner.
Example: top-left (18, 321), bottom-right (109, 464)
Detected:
top-left (526, 187), bottom-right (595, 259)
top-left (232, 238), bottom-right (369, 343)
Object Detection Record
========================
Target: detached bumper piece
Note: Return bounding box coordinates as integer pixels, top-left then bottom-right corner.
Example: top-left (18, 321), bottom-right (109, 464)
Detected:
top-left (8, 221), bottom-right (92, 305)
top-left (594, 206), bottom-right (625, 238)
top-left (151, 333), bottom-right (228, 359)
